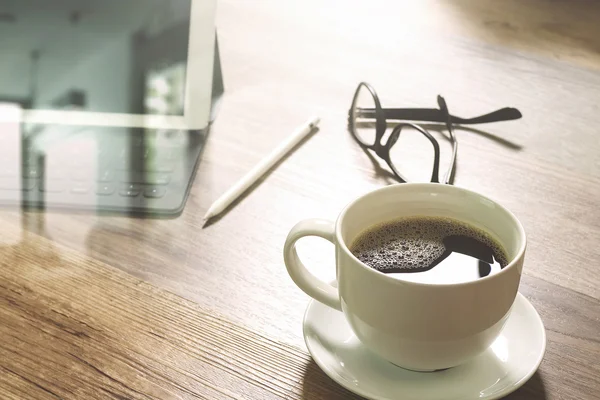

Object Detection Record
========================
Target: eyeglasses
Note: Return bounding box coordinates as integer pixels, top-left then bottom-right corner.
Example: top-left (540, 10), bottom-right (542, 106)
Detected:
top-left (348, 82), bottom-right (522, 184)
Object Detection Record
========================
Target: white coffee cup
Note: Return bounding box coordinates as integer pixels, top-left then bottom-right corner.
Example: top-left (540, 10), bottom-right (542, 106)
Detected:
top-left (284, 183), bottom-right (526, 371)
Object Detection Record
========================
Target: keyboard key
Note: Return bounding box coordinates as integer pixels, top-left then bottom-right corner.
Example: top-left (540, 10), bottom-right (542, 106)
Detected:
top-left (119, 172), bottom-right (170, 185)
top-left (22, 167), bottom-right (40, 178)
top-left (119, 189), bottom-right (140, 197)
top-left (96, 184), bottom-right (115, 196)
top-left (22, 178), bottom-right (37, 191)
top-left (142, 162), bottom-right (174, 172)
top-left (0, 167), bottom-right (18, 177)
top-left (71, 183), bottom-right (90, 194)
top-left (147, 173), bottom-right (170, 185)
top-left (122, 183), bottom-right (142, 191)
top-left (143, 186), bottom-right (166, 198)
top-left (139, 147), bottom-right (173, 158)
top-left (97, 169), bottom-right (114, 182)
top-left (146, 148), bottom-right (174, 161)
top-left (39, 181), bottom-right (65, 193)
top-left (71, 170), bottom-right (95, 181)
top-left (119, 172), bottom-right (141, 183)
top-left (106, 158), bottom-right (128, 170)
top-left (0, 178), bottom-right (35, 191)
top-left (119, 183), bottom-right (141, 197)
top-left (21, 153), bottom-right (37, 165)
top-left (44, 169), bottom-right (68, 180)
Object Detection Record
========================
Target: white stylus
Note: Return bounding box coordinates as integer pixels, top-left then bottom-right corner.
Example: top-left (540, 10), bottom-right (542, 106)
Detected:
top-left (203, 116), bottom-right (320, 223)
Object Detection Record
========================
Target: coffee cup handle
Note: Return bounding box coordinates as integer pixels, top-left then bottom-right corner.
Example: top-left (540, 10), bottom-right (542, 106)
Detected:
top-left (283, 219), bottom-right (342, 311)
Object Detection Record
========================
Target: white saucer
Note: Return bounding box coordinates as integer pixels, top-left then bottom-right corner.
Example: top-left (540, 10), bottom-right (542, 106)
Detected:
top-left (303, 293), bottom-right (546, 400)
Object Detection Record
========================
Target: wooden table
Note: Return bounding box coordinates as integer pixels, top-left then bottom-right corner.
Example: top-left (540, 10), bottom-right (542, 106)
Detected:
top-left (2, 1), bottom-right (600, 399)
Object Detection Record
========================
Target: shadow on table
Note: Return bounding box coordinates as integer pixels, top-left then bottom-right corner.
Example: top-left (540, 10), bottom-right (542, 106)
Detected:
top-left (359, 145), bottom-right (398, 185)
top-left (503, 371), bottom-right (547, 400)
top-left (420, 124), bottom-right (523, 151)
top-left (301, 359), bottom-right (364, 399)
top-left (301, 359), bottom-right (547, 400)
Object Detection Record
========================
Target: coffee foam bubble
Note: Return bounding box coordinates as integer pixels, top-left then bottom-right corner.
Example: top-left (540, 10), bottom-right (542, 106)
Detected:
top-left (350, 216), bottom-right (507, 272)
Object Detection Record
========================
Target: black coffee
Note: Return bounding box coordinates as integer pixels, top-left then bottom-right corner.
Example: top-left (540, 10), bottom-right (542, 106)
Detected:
top-left (350, 216), bottom-right (509, 284)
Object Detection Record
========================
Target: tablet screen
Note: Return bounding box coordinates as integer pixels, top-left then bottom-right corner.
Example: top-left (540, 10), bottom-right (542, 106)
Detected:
top-left (0, 0), bottom-right (192, 116)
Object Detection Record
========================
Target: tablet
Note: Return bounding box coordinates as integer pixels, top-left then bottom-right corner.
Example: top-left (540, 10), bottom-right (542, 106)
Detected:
top-left (0, 0), bottom-right (221, 216)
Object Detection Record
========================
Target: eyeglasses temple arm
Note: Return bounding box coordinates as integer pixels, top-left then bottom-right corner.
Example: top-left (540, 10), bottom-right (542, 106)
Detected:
top-left (356, 107), bottom-right (522, 124)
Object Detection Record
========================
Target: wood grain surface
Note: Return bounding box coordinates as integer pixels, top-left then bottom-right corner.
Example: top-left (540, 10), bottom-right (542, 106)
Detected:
top-left (2, 0), bottom-right (600, 399)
